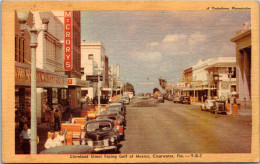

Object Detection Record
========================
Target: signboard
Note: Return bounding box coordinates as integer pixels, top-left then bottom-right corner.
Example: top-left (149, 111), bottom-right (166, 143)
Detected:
top-left (15, 63), bottom-right (68, 88)
top-left (86, 75), bottom-right (103, 82)
top-left (68, 78), bottom-right (89, 87)
top-left (64, 11), bottom-right (73, 71)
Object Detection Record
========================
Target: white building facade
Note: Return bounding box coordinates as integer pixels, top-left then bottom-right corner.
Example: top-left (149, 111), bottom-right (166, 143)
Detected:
top-left (188, 57), bottom-right (236, 102)
top-left (81, 41), bottom-right (108, 99)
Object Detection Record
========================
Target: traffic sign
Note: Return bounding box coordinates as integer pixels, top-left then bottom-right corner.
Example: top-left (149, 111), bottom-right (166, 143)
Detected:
top-left (86, 75), bottom-right (103, 82)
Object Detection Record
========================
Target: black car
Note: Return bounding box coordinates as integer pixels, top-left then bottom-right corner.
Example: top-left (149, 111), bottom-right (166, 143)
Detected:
top-left (40, 145), bottom-right (93, 154)
top-left (211, 100), bottom-right (226, 114)
top-left (84, 119), bottom-right (120, 153)
top-left (101, 110), bottom-right (126, 126)
top-left (179, 96), bottom-right (190, 104)
top-left (109, 102), bottom-right (126, 113)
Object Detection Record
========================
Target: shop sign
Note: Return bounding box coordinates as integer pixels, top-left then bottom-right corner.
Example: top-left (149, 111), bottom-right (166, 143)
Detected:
top-left (68, 78), bottom-right (89, 87)
top-left (86, 75), bottom-right (103, 82)
top-left (15, 65), bottom-right (67, 88)
top-left (64, 11), bottom-right (73, 71)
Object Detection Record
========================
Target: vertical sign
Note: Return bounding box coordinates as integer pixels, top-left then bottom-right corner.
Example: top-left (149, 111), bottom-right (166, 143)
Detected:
top-left (64, 11), bottom-right (73, 71)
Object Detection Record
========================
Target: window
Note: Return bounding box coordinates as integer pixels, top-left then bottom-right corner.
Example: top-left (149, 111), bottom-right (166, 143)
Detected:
top-left (15, 36), bottom-right (25, 63)
top-left (88, 54), bottom-right (93, 60)
top-left (46, 38), bottom-right (62, 62)
top-left (15, 35), bottom-right (18, 61)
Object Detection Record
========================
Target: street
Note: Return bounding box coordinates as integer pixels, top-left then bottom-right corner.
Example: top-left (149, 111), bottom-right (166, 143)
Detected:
top-left (120, 100), bottom-right (251, 153)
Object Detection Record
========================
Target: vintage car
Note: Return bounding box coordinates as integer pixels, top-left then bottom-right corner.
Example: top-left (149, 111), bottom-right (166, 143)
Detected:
top-left (101, 110), bottom-right (126, 126)
top-left (96, 113), bottom-right (125, 140)
top-left (211, 100), bottom-right (227, 114)
top-left (201, 99), bottom-right (216, 111)
top-left (110, 102), bottom-right (126, 112)
top-left (107, 105), bottom-right (126, 117)
top-left (84, 119), bottom-right (120, 153)
top-left (40, 145), bottom-right (93, 154)
top-left (157, 94), bottom-right (164, 103)
top-left (179, 96), bottom-right (191, 104)
top-left (121, 94), bottom-right (130, 105)
top-left (173, 95), bottom-right (181, 103)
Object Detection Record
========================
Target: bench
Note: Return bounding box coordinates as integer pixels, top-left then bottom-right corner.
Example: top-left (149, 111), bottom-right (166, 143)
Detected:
top-left (73, 117), bottom-right (86, 131)
top-left (61, 123), bottom-right (81, 145)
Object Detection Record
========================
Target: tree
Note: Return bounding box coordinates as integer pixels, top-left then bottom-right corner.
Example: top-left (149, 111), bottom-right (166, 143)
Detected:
top-left (153, 88), bottom-right (160, 93)
top-left (159, 78), bottom-right (167, 89)
top-left (124, 83), bottom-right (135, 95)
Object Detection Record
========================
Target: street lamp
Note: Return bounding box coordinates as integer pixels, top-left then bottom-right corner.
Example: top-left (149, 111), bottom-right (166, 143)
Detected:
top-left (227, 67), bottom-right (235, 115)
top-left (17, 11), bottom-right (50, 154)
top-left (94, 63), bottom-right (104, 115)
top-left (213, 72), bottom-right (219, 98)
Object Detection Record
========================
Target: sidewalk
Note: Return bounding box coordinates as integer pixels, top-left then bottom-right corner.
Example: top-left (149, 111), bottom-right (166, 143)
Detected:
top-left (15, 104), bottom-right (91, 154)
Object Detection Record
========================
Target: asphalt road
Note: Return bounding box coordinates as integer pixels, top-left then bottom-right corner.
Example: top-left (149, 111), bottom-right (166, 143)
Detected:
top-left (120, 100), bottom-right (251, 154)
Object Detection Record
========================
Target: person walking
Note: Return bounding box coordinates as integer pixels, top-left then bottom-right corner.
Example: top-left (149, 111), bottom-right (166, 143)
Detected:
top-left (20, 124), bottom-right (31, 154)
top-left (54, 109), bottom-right (61, 131)
top-left (50, 108), bottom-right (55, 130)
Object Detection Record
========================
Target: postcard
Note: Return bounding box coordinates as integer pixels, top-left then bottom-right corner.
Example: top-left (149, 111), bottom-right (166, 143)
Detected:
top-left (1, 1), bottom-right (259, 163)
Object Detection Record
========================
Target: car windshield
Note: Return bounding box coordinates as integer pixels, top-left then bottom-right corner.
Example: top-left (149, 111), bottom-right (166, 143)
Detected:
top-left (87, 122), bottom-right (112, 132)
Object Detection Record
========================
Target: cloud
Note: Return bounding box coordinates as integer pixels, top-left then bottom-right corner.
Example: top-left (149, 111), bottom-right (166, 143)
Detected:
top-left (162, 34), bottom-right (186, 43)
top-left (189, 32), bottom-right (207, 46)
top-left (147, 42), bottom-right (159, 47)
top-left (132, 51), bottom-right (162, 62)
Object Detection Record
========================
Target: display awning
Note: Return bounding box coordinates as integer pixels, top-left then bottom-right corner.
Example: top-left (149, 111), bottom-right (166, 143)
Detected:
top-left (15, 62), bottom-right (68, 88)
top-left (68, 78), bottom-right (89, 87)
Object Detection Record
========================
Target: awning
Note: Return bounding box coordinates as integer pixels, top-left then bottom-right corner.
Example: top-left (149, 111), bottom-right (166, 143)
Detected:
top-left (15, 62), bottom-right (68, 88)
top-left (68, 78), bottom-right (89, 87)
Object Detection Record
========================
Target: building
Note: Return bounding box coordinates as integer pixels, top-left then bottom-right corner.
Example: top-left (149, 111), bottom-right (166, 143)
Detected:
top-left (53, 11), bottom-right (88, 109)
top-left (231, 22), bottom-right (251, 108)
top-left (81, 41), bottom-right (109, 99)
top-left (15, 11), bottom-right (68, 123)
top-left (181, 57), bottom-right (236, 102)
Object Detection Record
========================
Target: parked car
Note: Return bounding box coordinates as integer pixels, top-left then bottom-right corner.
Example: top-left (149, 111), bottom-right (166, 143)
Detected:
top-left (84, 119), bottom-right (120, 153)
top-left (167, 95), bottom-right (174, 101)
top-left (180, 96), bottom-right (190, 104)
top-left (173, 95), bottom-right (181, 103)
top-left (102, 108), bottom-right (126, 125)
top-left (97, 113), bottom-right (125, 140)
top-left (109, 102), bottom-right (126, 113)
top-left (211, 100), bottom-right (227, 114)
top-left (121, 95), bottom-right (130, 105)
top-left (201, 99), bottom-right (216, 111)
top-left (107, 106), bottom-right (126, 117)
top-left (40, 145), bottom-right (93, 154)
top-left (157, 94), bottom-right (164, 103)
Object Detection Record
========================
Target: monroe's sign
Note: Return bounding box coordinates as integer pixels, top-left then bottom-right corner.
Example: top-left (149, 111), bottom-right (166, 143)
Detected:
top-left (64, 11), bottom-right (73, 71)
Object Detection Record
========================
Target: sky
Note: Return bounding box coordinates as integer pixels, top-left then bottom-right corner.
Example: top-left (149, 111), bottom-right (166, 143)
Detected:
top-left (81, 11), bottom-right (250, 94)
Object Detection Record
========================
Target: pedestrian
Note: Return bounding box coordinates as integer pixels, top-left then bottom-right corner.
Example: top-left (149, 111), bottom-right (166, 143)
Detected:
top-left (44, 133), bottom-right (59, 149)
top-left (69, 114), bottom-right (73, 123)
top-left (243, 97), bottom-right (247, 109)
top-left (50, 108), bottom-right (55, 130)
top-left (19, 114), bottom-right (28, 130)
top-left (54, 109), bottom-right (61, 131)
top-left (20, 124), bottom-right (31, 154)
top-left (56, 130), bottom-right (65, 146)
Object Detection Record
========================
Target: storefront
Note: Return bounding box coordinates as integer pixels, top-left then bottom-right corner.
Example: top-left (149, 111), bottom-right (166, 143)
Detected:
top-left (67, 78), bottom-right (89, 109)
top-left (15, 62), bottom-right (68, 123)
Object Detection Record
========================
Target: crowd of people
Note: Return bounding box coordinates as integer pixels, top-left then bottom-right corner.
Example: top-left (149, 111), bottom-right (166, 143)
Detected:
top-left (42, 102), bottom-right (63, 131)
